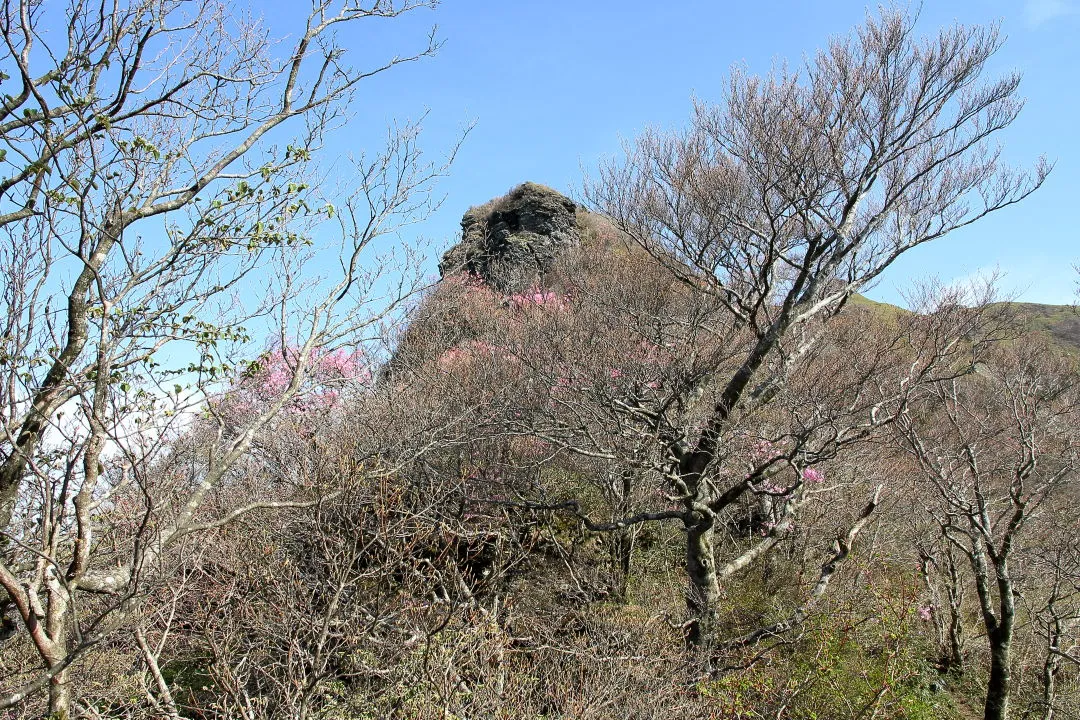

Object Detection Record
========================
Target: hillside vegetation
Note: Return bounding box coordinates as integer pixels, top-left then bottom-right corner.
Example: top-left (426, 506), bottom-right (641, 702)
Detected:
top-left (0, 5), bottom-right (1072, 720)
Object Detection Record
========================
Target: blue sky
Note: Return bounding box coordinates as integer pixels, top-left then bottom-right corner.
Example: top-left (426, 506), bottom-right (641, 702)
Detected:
top-left (282, 0), bottom-right (1080, 306)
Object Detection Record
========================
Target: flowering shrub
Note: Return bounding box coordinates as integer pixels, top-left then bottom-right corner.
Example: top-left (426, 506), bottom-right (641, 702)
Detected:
top-left (750, 439), bottom-right (781, 463)
top-left (232, 344), bottom-right (372, 416)
top-left (437, 339), bottom-right (499, 369)
top-left (508, 285), bottom-right (568, 311)
top-left (755, 479), bottom-right (788, 494)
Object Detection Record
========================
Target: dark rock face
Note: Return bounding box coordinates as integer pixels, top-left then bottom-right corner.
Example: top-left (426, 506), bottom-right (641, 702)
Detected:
top-left (439, 182), bottom-right (579, 292)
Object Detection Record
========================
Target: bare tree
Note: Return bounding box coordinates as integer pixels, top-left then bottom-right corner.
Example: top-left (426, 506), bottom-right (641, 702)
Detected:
top-left (577, 8), bottom-right (1046, 653)
top-left (916, 521), bottom-right (970, 673)
top-left (406, 211), bottom-right (999, 674)
top-left (1025, 537), bottom-right (1080, 720)
top-left (0, 0), bottom-right (457, 714)
top-left (897, 341), bottom-right (1080, 720)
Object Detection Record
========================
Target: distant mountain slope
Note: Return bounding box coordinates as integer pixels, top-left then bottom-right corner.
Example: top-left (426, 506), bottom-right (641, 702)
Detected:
top-left (999, 302), bottom-right (1080, 351)
top-left (851, 295), bottom-right (1080, 353)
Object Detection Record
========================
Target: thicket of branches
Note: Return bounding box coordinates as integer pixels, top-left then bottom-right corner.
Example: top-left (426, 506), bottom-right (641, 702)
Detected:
top-left (0, 3), bottom-right (1075, 720)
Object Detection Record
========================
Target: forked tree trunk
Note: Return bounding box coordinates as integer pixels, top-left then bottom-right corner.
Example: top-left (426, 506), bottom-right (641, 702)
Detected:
top-left (944, 552), bottom-right (966, 673)
top-left (1040, 612), bottom-right (1063, 720)
top-left (1041, 650), bottom-right (1058, 720)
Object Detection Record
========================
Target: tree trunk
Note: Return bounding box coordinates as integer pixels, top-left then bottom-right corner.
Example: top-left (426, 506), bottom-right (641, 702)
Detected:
top-left (1040, 615), bottom-right (1061, 720)
top-left (685, 514), bottom-right (721, 652)
top-left (48, 666), bottom-right (71, 719)
top-left (611, 531), bottom-right (634, 601)
top-left (984, 625), bottom-right (1012, 720)
top-left (944, 553), bottom-right (965, 673)
top-left (947, 604), bottom-right (965, 673)
top-left (1041, 654), bottom-right (1057, 720)
top-left (610, 469), bottom-right (635, 601)
top-left (755, 494), bottom-right (777, 584)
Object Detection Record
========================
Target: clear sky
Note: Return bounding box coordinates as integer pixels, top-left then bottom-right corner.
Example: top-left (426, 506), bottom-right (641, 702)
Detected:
top-left (274, 0), bottom-right (1080, 307)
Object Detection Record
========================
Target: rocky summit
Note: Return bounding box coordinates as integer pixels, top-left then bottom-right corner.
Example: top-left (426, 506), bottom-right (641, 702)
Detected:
top-left (438, 182), bottom-right (580, 293)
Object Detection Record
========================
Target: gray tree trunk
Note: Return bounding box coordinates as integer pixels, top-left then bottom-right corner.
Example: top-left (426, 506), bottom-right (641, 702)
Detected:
top-left (984, 625), bottom-right (1012, 720)
top-left (48, 666), bottom-right (71, 719)
top-left (685, 514), bottom-right (721, 651)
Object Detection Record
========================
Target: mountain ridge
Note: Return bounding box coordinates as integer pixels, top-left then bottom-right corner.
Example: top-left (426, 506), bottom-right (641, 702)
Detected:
top-left (440, 182), bottom-right (1079, 353)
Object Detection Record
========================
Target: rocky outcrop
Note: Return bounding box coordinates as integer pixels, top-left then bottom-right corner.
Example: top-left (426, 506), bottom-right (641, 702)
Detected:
top-left (439, 182), bottom-right (580, 292)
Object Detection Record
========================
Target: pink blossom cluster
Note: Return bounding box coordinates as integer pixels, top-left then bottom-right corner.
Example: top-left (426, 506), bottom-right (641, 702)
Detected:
top-left (508, 285), bottom-right (567, 310)
top-left (917, 605), bottom-right (933, 621)
top-left (318, 347), bottom-right (365, 378)
top-left (260, 362), bottom-right (291, 396)
top-left (756, 479), bottom-right (788, 494)
top-left (438, 339), bottom-right (498, 368)
top-left (439, 347), bottom-right (467, 366)
top-left (801, 467), bottom-right (825, 484)
top-left (246, 345), bottom-right (371, 413)
top-left (750, 439), bottom-right (781, 462)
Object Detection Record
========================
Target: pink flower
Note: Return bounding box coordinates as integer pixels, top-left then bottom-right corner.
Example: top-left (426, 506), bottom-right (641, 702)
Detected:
top-left (917, 605), bottom-right (933, 621)
top-left (509, 285), bottom-right (566, 310)
top-left (317, 348), bottom-right (359, 377)
top-left (609, 368), bottom-right (624, 379)
top-left (241, 344), bottom-right (372, 414)
top-left (262, 366), bottom-right (289, 395)
top-left (801, 467), bottom-right (824, 484)
top-left (750, 439), bottom-right (780, 462)
top-left (438, 347), bottom-right (466, 366)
